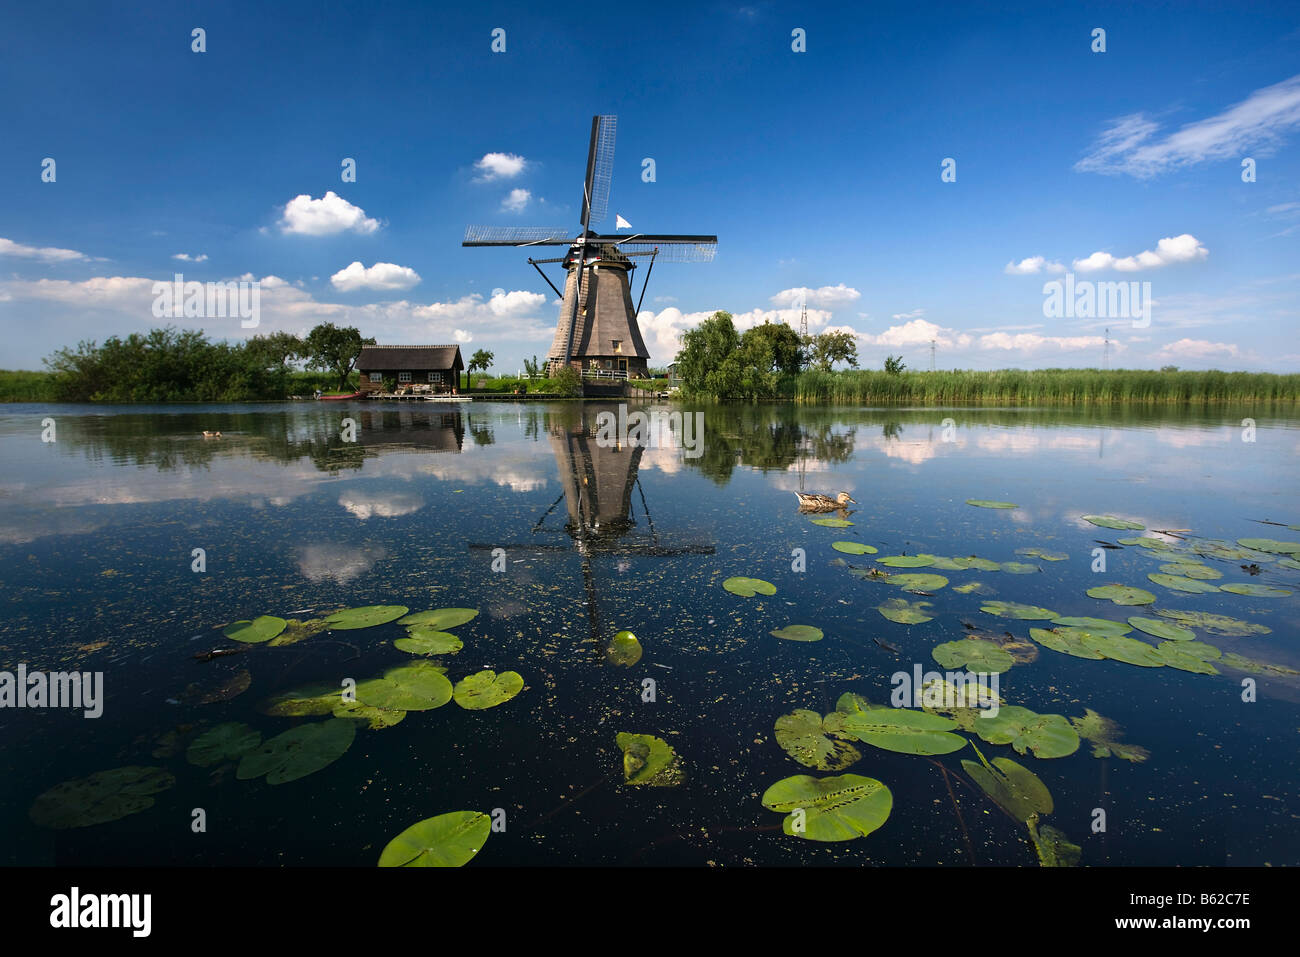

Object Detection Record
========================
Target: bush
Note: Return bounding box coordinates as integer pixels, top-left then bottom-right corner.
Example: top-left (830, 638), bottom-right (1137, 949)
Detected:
top-left (551, 365), bottom-right (582, 396)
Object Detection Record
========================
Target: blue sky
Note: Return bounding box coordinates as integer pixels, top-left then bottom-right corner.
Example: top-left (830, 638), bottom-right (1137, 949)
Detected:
top-left (2, 0), bottom-right (1299, 372)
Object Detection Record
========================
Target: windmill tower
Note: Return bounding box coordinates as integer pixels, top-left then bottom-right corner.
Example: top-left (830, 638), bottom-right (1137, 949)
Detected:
top-left (463, 116), bottom-right (717, 390)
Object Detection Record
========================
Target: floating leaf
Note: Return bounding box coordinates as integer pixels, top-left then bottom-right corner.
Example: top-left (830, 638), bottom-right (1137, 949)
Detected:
top-left (1015, 547), bottom-right (1068, 561)
top-left (770, 624), bottom-right (824, 642)
top-left (1170, 640), bottom-right (1221, 661)
top-left (1192, 540), bottom-right (1276, 562)
top-left (952, 557), bottom-right (1001, 571)
top-left (952, 581), bottom-right (993, 595)
top-left (1069, 709), bottom-right (1149, 762)
top-left (877, 598), bottom-right (934, 624)
top-left (1236, 537), bottom-right (1300, 554)
top-left (333, 700), bottom-right (406, 729)
top-left (981, 600), bottom-right (1058, 620)
top-left (838, 708), bottom-right (967, 755)
top-left (761, 774), bottom-right (893, 841)
top-left (1153, 644), bottom-right (1219, 675)
top-left (606, 630), bottom-right (643, 665)
top-left (236, 718), bottom-right (356, 785)
top-left (1049, 616), bottom-right (1131, 636)
top-left (1277, 558), bottom-right (1300, 570)
top-left (356, 662), bottom-right (453, 711)
top-left (1082, 515), bottom-right (1145, 530)
top-left (1147, 573), bottom-right (1220, 594)
top-left (222, 615), bottom-right (286, 644)
top-left (999, 561), bottom-right (1040, 575)
top-left (397, 608), bottom-right (478, 629)
top-left (324, 605), bottom-right (409, 630)
top-left (971, 705), bottom-right (1079, 758)
top-left (193, 668), bottom-right (252, 705)
top-left (1158, 563), bottom-right (1221, 580)
top-left (1030, 821), bottom-right (1081, 867)
top-left (453, 670), bottom-right (523, 710)
top-left (185, 723), bottom-right (261, 767)
top-left (887, 573), bottom-right (949, 593)
top-left (774, 709), bottom-right (861, 771)
top-left (962, 752), bottom-right (1051, 822)
top-left (394, 629), bottom-right (464, 655)
top-left (1087, 584), bottom-right (1156, 605)
top-left (29, 766), bottom-right (176, 829)
top-left (877, 555), bottom-right (935, 568)
top-left (259, 683), bottom-right (346, 717)
top-left (966, 500), bottom-right (1017, 509)
top-left (1077, 632), bottom-right (1166, 668)
top-left (931, 639), bottom-right (1014, 674)
top-left (1219, 652), bottom-right (1300, 676)
top-left (268, 617), bottom-right (331, 646)
top-left (1220, 583), bottom-right (1292, 598)
top-left (615, 733), bottom-right (684, 786)
top-left (810, 517), bottom-right (853, 527)
top-left (723, 576), bottom-right (776, 597)
top-left (831, 541), bottom-right (877, 555)
top-left (1029, 627), bottom-right (1107, 660)
top-left (378, 811), bottom-right (491, 867)
top-left (1118, 536), bottom-right (1178, 550)
top-left (1154, 608), bottom-right (1271, 637)
top-left (1127, 616), bottom-right (1195, 642)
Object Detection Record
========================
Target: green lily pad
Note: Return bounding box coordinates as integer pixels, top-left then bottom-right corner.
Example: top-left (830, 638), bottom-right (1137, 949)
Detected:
top-left (810, 517), bottom-right (854, 527)
top-left (981, 600), bottom-right (1059, 620)
top-left (1219, 653), bottom-right (1300, 676)
top-left (1236, 537), bottom-right (1300, 554)
top-left (1276, 557), bottom-right (1300, 570)
top-left (1049, 617), bottom-right (1131, 636)
top-left (887, 573), bottom-right (949, 593)
top-left (877, 598), bottom-right (934, 624)
top-left (1029, 627), bottom-right (1107, 660)
top-left (972, 705), bottom-right (1079, 759)
top-left (356, 662), bottom-right (453, 711)
top-left (1118, 536), bottom-right (1178, 550)
top-left (259, 683), bottom-right (347, 717)
top-left (394, 629), bottom-right (464, 655)
top-left (1015, 547), bottom-right (1068, 561)
top-left (185, 722), bottom-right (262, 767)
top-left (1082, 515), bottom-right (1145, 530)
top-left (222, 615), bottom-right (287, 644)
top-left (397, 608), bottom-right (478, 629)
top-left (325, 605), bottom-right (410, 630)
top-left (1220, 583), bottom-right (1292, 598)
top-left (952, 557), bottom-right (1002, 571)
top-left (1077, 632), bottom-right (1166, 667)
top-left (378, 811), bottom-right (491, 867)
top-left (1170, 640), bottom-right (1221, 661)
top-left (931, 639), bottom-right (1015, 674)
top-left (831, 541), bottom-right (877, 554)
top-left (267, 617), bottom-right (331, 646)
top-left (1154, 608), bottom-right (1272, 637)
top-left (770, 624), bottom-right (824, 642)
top-left (1127, 617), bottom-right (1195, 642)
top-left (1158, 563), bottom-right (1221, 580)
top-left (29, 766), bottom-right (176, 830)
top-left (723, 576), bottom-right (777, 597)
top-left (961, 752), bottom-right (1052, 822)
top-left (966, 500), bottom-right (1018, 509)
top-left (453, 670), bottom-right (524, 710)
top-left (774, 710), bottom-right (861, 771)
top-left (1030, 821), bottom-right (1081, 867)
top-left (615, 733), bottom-right (684, 786)
top-left (1192, 541), bottom-right (1276, 562)
top-left (236, 718), bottom-right (356, 785)
top-left (333, 700), bottom-right (407, 729)
top-left (1153, 644), bottom-right (1219, 675)
top-left (877, 555), bottom-right (935, 568)
top-left (999, 561), bottom-right (1040, 575)
top-left (761, 774), bottom-right (893, 841)
top-left (838, 708), bottom-right (967, 756)
top-left (606, 630), bottom-right (643, 666)
top-left (1086, 584), bottom-right (1156, 606)
top-left (1147, 573), bottom-right (1221, 594)
top-left (1069, 710), bottom-right (1149, 762)
top-left (952, 581), bottom-right (993, 594)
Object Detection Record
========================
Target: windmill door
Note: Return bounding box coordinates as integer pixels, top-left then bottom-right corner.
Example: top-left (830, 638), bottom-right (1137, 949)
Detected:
top-left (618, 358), bottom-right (627, 374)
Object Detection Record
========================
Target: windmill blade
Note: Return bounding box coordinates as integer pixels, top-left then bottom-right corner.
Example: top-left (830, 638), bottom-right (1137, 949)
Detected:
top-left (463, 225), bottom-right (576, 246)
top-left (580, 115), bottom-right (617, 229)
top-left (609, 239), bottom-right (717, 263)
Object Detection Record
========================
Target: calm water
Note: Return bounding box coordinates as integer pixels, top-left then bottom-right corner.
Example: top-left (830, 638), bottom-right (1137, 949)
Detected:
top-left (1, 400), bottom-right (1297, 866)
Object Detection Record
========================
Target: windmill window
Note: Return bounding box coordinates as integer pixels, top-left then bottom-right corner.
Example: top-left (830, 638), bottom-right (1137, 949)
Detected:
top-left (604, 359), bottom-right (612, 369)
top-left (612, 339), bottom-right (622, 353)
top-left (369, 373), bottom-right (382, 383)
top-left (398, 372), bottom-right (412, 383)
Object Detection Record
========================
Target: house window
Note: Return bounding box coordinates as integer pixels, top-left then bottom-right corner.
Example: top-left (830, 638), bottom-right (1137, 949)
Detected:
top-left (398, 372), bottom-right (412, 383)
top-left (612, 339), bottom-right (622, 353)
top-left (428, 371), bottom-right (442, 383)
top-left (604, 359), bottom-right (612, 369)
top-left (369, 373), bottom-right (382, 383)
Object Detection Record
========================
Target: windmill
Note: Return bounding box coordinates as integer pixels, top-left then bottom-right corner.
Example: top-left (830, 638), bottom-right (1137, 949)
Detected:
top-left (463, 115), bottom-right (717, 388)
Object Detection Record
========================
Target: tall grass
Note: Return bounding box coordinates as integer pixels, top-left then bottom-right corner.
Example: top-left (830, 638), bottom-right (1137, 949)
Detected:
top-left (0, 370), bottom-right (60, 402)
top-left (781, 368), bottom-right (1300, 404)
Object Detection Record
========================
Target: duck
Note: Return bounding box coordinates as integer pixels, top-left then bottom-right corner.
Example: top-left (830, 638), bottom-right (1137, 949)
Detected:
top-left (201, 431), bottom-right (222, 438)
top-left (794, 491), bottom-right (856, 511)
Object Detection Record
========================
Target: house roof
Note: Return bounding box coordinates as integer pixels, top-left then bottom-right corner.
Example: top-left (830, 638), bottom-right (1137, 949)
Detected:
top-left (358, 345), bottom-right (463, 371)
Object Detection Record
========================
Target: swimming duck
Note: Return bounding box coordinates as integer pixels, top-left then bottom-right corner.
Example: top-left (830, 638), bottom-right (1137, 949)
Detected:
top-left (202, 431), bottom-right (222, 438)
top-left (794, 491), bottom-right (856, 511)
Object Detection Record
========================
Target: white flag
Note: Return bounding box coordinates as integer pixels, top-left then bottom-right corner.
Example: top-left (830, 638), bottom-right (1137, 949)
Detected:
top-left (615, 214), bottom-right (631, 230)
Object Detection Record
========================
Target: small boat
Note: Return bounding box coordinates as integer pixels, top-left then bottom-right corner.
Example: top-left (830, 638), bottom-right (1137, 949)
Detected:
top-left (317, 391), bottom-right (363, 401)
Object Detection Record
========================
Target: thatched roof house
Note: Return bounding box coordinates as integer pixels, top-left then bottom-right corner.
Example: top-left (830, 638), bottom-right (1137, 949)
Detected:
top-left (357, 345), bottom-right (464, 393)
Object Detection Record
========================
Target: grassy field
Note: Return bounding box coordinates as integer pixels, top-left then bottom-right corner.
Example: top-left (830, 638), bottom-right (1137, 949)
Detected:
top-left (781, 369), bottom-right (1300, 404)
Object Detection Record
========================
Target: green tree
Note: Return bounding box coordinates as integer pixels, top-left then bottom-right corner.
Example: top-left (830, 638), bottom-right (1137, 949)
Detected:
top-left (884, 354), bottom-right (906, 375)
top-left (523, 355), bottom-right (541, 378)
top-left (246, 331), bottom-right (304, 373)
top-left (304, 323), bottom-right (373, 391)
top-left (676, 311), bottom-right (743, 398)
top-left (551, 364), bottom-right (582, 396)
top-left (811, 330), bottom-right (860, 372)
top-left (741, 320), bottom-right (804, 376)
top-left (469, 349), bottom-right (495, 380)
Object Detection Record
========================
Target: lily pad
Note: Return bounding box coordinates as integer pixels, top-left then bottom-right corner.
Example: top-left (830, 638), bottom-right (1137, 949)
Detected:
top-left (1070, 709), bottom-right (1149, 762)
top-left (761, 773), bottom-right (893, 841)
top-left (397, 608), bottom-right (478, 629)
top-left (1086, 584), bottom-right (1156, 606)
top-left (887, 573), bottom-right (949, 593)
top-left (877, 598), bottom-right (934, 624)
top-left (961, 752), bottom-right (1052, 822)
top-left (877, 555), bottom-right (935, 568)
top-left (333, 700), bottom-right (407, 729)
top-left (810, 517), bottom-right (854, 528)
top-left (770, 624), bottom-right (824, 642)
top-left (1154, 608), bottom-right (1271, 637)
top-left (1015, 547), bottom-right (1068, 561)
top-left (1219, 653), bottom-right (1300, 676)
top-left (1277, 558), bottom-right (1300, 570)
top-left (29, 766), bottom-right (176, 829)
top-left (1153, 644), bottom-right (1219, 675)
top-left (774, 709), bottom-right (861, 771)
top-left (1030, 822), bottom-right (1081, 867)
top-left (222, 615), bottom-right (286, 644)
top-left (236, 718), bottom-right (356, 785)
top-left (838, 708), bottom-right (967, 755)
top-left (394, 629), bottom-right (464, 655)
top-left (268, 617), bottom-right (331, 646)
top-left (378, 811), bottom-right (491, 867)
top-left (1219, 583), bottom-right (1292, 598)
top-left (259, 683), bottom-right (347, 717)
top-left (952, 557), bottom-right (1002, 571)
top-left (1192, 540), bottom-right (1277, 562)
top-left (981, 600), bottom-right (1059, 620)
top-left (185, 722), bottom-right (262, 767)
top-left (356, 662), bottom-right (453, 711)
top-left (966, 500), bottom-right (1017, 509)
top-left (1158, 563), bottom-right (1221, 580)
top-left (999, 562), bottom-right (1040, 575)
top-left (606, 630), bottom-right (643, 666)
top-left (723, 576), bottom-right (777, 597)
top-left (1049, 616), bottom-right (1131, 636)
top-left (973, 706), bottom-right (1079, 759)
top-left (931, 639), bottom-right (1014, 674)
top-left (1236, 537), bottom-right (1300, 554)
top-left (952, 581), bottom-right (993, 595)
top-left (1147, 573), bottom-right (1221, 594)
top-left (1029, 627), bottom-right (1107, 660)
top-left (1082, 515), bottom-right (1145, 530)
top-left (831, 541), bottom-right (877, 555)
top-left (1169, 640), bottom-right (1221, 661)
top-left (1077, 632), bottom-right (1166, 668)
top-left (324, 605), bottom-right (409, 630)
top-left (615, 733), bottom-right (684, 786)
top-left (1127, 616), bottom-right (1196, 642)
top-left (1119, 536), bottom-right (1178, 550)
top-left (453, 670), bottom-right (524, 710)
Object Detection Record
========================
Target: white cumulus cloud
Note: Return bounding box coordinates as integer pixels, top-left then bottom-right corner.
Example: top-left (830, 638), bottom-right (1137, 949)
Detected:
top-left (769, 284), bottom-right (861, 309)
top-left (0, 237), bottom-right (89, 263)
top-left (474, 152), bottom-right (527, 181)
top-left (501, 188), bottom-right (531, 212)
top-left (330, 261), bottom-right (422, 292)
top-left (279, 191), bottom-right (380, 236)
top-left (1004, 256), bottom-right (1065, 275)
top-left (172, 253), bottom-right (208, 263)
top-left (1073, 234), bottom-right (1208, 273)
